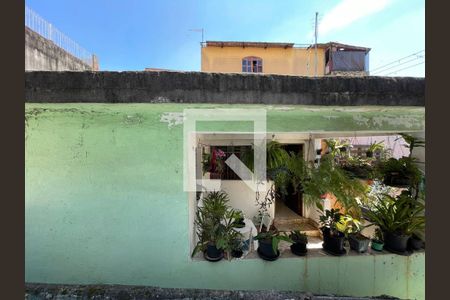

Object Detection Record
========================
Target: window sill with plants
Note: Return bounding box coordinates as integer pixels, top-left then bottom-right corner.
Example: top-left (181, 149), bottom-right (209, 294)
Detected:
top-left (192, 135), bottom-right (425, 263)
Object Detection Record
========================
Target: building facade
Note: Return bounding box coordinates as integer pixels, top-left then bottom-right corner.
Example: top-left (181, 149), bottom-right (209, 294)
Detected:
top-left (25, 71), bottom-right (424, 300)
top-left (201, 41), bottom-right (370, 76)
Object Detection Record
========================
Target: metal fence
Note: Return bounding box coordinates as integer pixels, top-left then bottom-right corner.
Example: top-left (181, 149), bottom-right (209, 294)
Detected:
top-left (25, 6), bottom-right (93, 66)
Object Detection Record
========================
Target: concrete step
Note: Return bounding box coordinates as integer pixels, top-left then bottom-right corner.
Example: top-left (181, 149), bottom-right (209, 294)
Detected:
top-left (273, 218), bottom-right (321, 237)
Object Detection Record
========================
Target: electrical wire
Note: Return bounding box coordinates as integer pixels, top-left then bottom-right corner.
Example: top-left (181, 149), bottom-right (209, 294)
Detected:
top-left (384, 61), bottom-right (424, 76)
top-left (372, 55), bottom-right (424, 75)
top-left (370, 50), bottom-right (424, 73)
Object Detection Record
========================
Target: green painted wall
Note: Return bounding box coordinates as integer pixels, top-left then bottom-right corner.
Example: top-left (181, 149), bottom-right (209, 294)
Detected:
top-left (25, 103), bottom-right (425, 299)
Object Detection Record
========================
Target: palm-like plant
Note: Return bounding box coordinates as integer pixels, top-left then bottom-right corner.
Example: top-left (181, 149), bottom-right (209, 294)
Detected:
top-left (275, 153), bottom-right (368, 215)
top-left (364, 192), bottom-right (425, 236)
top-left (241, 140), bottom-right (289, 177)
top-left (192, 191), bottom-right (243, 257)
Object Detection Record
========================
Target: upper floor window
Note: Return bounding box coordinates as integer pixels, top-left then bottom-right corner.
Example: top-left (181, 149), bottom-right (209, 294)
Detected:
top-left (242, 56), bottom-right (263, 73)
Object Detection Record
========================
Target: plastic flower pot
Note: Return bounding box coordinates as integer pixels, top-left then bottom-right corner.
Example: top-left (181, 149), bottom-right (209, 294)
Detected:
top-left (231, 249), bottom-right (243, 258)
top-left (371, 239), bottom-right (384, 251)
top-left (322, 228), bottom-right (345, 254)
top-left (384, 232), bottom-right (411, 253)
top-left (290, 242), bottom-right (307, 255)
top-left (348, 234), bottom-right (370, 253)
top-left (258, 239), bottom-right (279, 259)
top-left (206, 243), bottom-right (223, 259)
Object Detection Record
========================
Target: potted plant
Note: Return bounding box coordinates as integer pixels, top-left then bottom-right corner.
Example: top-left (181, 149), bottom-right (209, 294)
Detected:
top-left (379, 133), bottom-right (424, 190)
top-left (340, 156), bottom-right (378, 180)
top-left (232, 210), bottom-right (245, 228)
top-left (366, 141), bottom-right (385, 158)
top-left (379, 157), bottom-right (422, 188)
top-left (364, 192), bottom-right (425, 254)
top-left (192, 191), bottom-right (242, 261)
top-left (319, 209), bottom-right (347, 255)
top-left (342, 215), bottom-right (370, 253)
top-left (254, 230), bottom-right (292, 261)
top-left (202, 148), bottom-right (226, 179)
top-left (274, 153), bottom-right (368, 216)
top-left (371, 228), bottom-right (384, 251)
top-left (288, 230), bottom-right (308, 256)
top-left (230, 239), bottom-right (244, 258)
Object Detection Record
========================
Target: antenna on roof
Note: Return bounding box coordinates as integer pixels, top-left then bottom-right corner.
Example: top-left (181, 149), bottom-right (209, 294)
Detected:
top-left (189, 28), bottom-right (204, 45)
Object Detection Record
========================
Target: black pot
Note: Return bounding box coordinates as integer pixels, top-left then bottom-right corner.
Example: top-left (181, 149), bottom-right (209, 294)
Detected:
top-left (323, 230), bottom-right (345, 253)
top-left (231, 249), bottom-right (243, 258)
top-left (291, 242), bottom-right (307, 254)
top-left (383, 173), bottom-right (411, 187)
top-left (384, 232), bottom-right (410, 253)
top-left (348, 234), bottom-right (370, 253)
top-left (233, 218), bottom-right (245, 228)
top-left (258, 239), bottom-right (278, 258)
top-left (206, 244), bottom-right (223, 259)
top-left (408, 236), bottom-right (423, 250)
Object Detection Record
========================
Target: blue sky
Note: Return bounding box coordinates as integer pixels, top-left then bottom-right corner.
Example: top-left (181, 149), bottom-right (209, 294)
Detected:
top-left (26, 0), bottom-right (425, 76)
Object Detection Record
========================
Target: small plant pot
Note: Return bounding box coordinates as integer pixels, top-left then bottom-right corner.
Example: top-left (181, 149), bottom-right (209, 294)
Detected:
top-left (348, 234), bottom-right (370, 253)
top-left (371, 239), bottom-right (384, 251)
top-left (231, 249), bottom-right (243, 258)
top-left (383, 173), bottom-right (411, 187)
top-left (290, 242), bottom-right (307, 256)
top-left (233, 218), bottom-right (246, 228)
top-left (384, 232), bottom-right (411, 253)
top-left (206, 244), bottom-right (223, 259)
top-left (408, 236), bottom-right (423, 250)
top-left (258, 239), bottom-right (278, 258)
top-left (323, 231), bottom-right (345, 254)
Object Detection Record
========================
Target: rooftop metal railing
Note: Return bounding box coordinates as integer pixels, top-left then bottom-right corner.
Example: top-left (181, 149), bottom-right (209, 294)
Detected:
top-left (25, 6), bottom-right (94, 67)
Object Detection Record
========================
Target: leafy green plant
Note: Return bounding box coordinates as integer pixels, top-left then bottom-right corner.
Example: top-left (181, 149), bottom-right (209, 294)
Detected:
top-left (241, 140), bottom-right (289, 177)
top-left (325, 138), bottom-right (350, 158)
top-left (373, 228), bottom-right (384, 243)
top-left (276, 153), bottom-right (369, 215)
top-left (340, 156), bottom-right (381, 180)
top-left (378, 156), bottom-right (422, 188)
top-left (289, 230), bottom-right (308, 244)
top-left (398, 133), bottom-right (425, 158)
top-left (319, 208), bottom-right (345, 236)
top-left (192, 191), bottom-right (243, 257)
top-left (364, 192), bottom-right (425, 236)
top-left (254, 230), bottom-right (293, 253)
top-left (338, 214), bottom-right (369, 236)
top-left (366, 141), bottom-right (385, 157)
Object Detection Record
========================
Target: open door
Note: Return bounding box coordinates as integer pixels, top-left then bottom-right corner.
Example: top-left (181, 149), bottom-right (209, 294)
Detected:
top-left (278, 144), bottom-right (304, 216)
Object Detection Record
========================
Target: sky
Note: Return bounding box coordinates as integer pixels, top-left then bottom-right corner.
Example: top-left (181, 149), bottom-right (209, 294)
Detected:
top-left (25, 0), bottom-right (425, 76)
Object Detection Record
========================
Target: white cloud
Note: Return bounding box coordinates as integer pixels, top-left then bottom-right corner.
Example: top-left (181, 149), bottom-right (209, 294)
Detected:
top-left (317, 0), bottom-right (392, 37)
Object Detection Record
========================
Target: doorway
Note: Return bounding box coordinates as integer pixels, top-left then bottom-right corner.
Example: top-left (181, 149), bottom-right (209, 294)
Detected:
top-left (276, 143), bottom-right (304, 217)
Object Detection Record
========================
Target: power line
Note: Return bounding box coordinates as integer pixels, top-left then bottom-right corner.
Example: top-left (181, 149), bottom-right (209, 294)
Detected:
top-left (370, 50), bottom-right (424, 73)
top-left (384, 61), bottom-right (425, 76)
top-left (372, 55), bottom-right (424, 75)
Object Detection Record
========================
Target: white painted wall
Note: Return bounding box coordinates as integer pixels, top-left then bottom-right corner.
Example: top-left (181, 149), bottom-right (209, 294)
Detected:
top-left (220, 180), bottom-right (275, 219)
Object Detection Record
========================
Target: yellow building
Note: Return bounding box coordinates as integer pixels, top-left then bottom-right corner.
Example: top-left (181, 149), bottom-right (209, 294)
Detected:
top-left (201, 41), bottom-right (370, 76)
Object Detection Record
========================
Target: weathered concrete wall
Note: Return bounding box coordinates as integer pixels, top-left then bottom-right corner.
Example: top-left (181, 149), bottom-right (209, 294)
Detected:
top-left (25, 103), bottom-right (425, 300)
top-left (25, 71), bottom-right (424, 106)
top-left (25, 27), bottom-right (93, 71)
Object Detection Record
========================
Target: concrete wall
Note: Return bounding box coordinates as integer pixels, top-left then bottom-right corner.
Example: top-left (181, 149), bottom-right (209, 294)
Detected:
top-left (25, 27), bottom-right (94, 71)
top-left (201, 46), bottom-right (326, 76)
top-left (25, 71), bottom-right (425, 106)
top-left (25, 103), bottom-right (425, 299)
